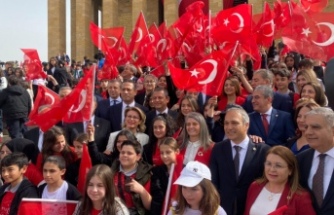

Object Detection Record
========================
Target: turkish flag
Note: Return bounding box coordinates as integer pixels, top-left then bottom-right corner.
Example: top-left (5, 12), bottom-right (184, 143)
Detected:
top-left (273, 0), bottom-right (297, 38)
top-left (179, 0), bottom-right (208, 17)
top-left (128, 12), bottom-right (149, 56)
top-left (18, 198), bottom-right (78, 215)
top-left (150, 64), bottom-right (165, 77)
top-left (117, 37), bottom-right (131, 65)
top-left (26, 67), bottom-right (95, 131)
top-left (77, 144), bottom-right (92, 194)
top-left (301, 0), bottom-right (328, 14)
top-left (253, 2), bottom-right (275, 48)
top-left (28, 85), bottom-right (60, 121)
top-left (97, 40), bottom-right (119, 81)
top-left (134, 32), bottom-right (159, 67)
top-left (63, 67), bottom-right (95, 123)
top-left (89, 22), bottom-right (124, 53)
top-left (212, 4), bottom-right (252, 43)
top-left (21, 49), bottom-right (47, 81)
top-left (168, 48), bottom-right (235, 96)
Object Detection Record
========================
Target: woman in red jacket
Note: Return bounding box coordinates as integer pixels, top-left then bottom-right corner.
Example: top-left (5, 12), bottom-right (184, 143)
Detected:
top-left (244, 146), bottom-right (316, 215)
top-left (179, 112), bottom-right (213, 166)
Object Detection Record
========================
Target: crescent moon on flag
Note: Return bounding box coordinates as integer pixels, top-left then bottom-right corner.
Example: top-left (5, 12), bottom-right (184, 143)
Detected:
top-left (45, 92), bottom-right (55, 105)
top-left (149, 34), bottom-right (155, 42)
top-left (107, 36), bottom-right (118, 48)
top-left (157, 39), bottom-right (167, 52)
top-left (230, 13), bottom-right (245, 33)
top-left (195, 21), bottom-right (203, 32)
top-left (135, 28), bottom-right (143, 42)
top-left (312, 22), bottom-right (334, 47)
top-left (198, 60), bottom-right (218, 85)
top-left (70, 90), bottom-right (87, 113)
top-left (182, 42), bottom-right (191, 52)
top-left (261, 20), bottom-right (275, 37)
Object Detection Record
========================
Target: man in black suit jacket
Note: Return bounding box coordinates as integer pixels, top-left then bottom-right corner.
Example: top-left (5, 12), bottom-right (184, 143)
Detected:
top-left (108, 80), bottom-right (147, 132)
top-left (297, 107), bottom-right (334, 214)
top-left (210, 107), bottom-right (270, 215)
top-left (145, 87), bottom-right (178, 134)
top-left (242, 69), bottom-right (293, 114)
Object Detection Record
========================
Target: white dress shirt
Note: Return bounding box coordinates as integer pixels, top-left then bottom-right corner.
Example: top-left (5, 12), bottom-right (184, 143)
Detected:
top-left (231, 136), bottom-right (250, 176)
top-left (155, 108), bottom-right (168, 115)
top-left (38, 129), bottom-right (44, 152)
top-left (308, 147), bottom-right (334, 198)
top-left (261, 107), bottom-right (273, 124)
top-left (121, 101), bottom-right (136, 123)
top-left (184, 140), bottom-right (201, 165)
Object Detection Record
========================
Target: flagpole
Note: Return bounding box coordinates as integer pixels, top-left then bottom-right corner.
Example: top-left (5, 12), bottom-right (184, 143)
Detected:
top-left (162, 163), bottom-right (175, 215)
top-left (91, 64), bottom-right (96, 117)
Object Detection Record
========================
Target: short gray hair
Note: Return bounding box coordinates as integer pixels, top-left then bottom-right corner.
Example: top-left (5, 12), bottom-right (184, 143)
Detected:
top-left (226, 107), bottom-right (250, 124)
top-left (255, 69), bottom-right (273, 85)
top-left (254, 85), bottom-right (274, 99)
top-left (305, 107), bottom-right (334, 128)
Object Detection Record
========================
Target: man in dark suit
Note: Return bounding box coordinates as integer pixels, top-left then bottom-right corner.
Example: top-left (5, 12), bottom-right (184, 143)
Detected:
top-left (243, 69), bottom-right (293, 114)
top-left (210, 107), bottom-right (270, 215)
top-left (297, 107), bottom-right (334, 214)
top-left (248, 85), bottom-right (295, 146)
top-left (135, 74), bottom-right (157, 106)
top-left (95, 79), bottom-right (122, 120)
top-left (108, 80), bottom-right (147, 132)
top-left (145, 87), bottom-right (178, 134)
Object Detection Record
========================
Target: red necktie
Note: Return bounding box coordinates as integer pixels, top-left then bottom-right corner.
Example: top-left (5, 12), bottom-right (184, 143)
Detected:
top-left (261, 114), bottom-right (269, 135)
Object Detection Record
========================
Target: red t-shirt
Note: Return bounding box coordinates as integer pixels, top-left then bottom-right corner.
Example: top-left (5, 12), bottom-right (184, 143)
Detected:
top-left (152, 144), bottom-right (163, 166)
top-left (91, 208), bottom-right (102, 215)
top-left (0, 192), bottom-right (15, 215)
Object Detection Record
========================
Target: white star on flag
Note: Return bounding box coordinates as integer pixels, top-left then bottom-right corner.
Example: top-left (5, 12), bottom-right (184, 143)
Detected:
top-left (189, 69), bottom-right (200, 78)
top-left (301, 28), bottom-right (312, 37)
top-left (224, 18), bottom-right (230, 26)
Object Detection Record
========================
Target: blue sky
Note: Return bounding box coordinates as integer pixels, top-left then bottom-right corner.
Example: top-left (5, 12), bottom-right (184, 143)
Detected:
top-left (0, 0), bottom-right (71, 62)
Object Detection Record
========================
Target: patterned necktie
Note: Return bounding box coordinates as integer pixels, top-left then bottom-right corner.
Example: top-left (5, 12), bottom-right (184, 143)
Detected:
top-left (313, 154), bottom-right (326, 207)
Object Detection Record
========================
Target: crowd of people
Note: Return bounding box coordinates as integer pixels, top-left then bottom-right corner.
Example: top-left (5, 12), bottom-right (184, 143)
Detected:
top-left (0, 47), bottom-right (333, 215)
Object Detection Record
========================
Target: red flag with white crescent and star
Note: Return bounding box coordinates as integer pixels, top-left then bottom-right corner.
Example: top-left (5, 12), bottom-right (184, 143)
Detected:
top-left (253, 2), bottom-right (275, 48)
top-left (21, 49), bottom-right (47, 80)
top-left (128, 12), bottom-right (149, 57)
top-left (168, 46), bottom-right (236, 96)
top-left (300, 0), bottom-right (328, 14)
top-left (77, 144), bottom-right (92, 194)
top-left (28, 85), bottom-right (61, 121)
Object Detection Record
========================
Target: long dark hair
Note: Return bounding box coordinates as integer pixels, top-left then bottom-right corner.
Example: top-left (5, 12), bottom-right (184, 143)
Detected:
top-left (111, 129), bottom-right (138, 162)
top-left (42, 126), bottom-right (76, 167)
top-left (77, 164), bottom-right (125, 215)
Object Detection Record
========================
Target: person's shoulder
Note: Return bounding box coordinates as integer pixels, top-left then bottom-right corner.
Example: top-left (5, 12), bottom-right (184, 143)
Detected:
top-left (217, 205), bottom-right (228, 215)
top-left (296, 147), bottom-right (314, 159)
top-left (115, 197), bottom-right (130, 215)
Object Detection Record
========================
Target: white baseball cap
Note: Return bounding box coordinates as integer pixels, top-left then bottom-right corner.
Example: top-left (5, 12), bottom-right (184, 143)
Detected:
top-left (174, 161), bottom-right (211, 187)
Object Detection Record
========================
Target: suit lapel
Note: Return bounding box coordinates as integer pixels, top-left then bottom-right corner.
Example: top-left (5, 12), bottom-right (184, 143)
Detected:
top-left (239, 141), bottom-right (256, 180)
top-left (268, 109), bottom-right (278, 135)
top-left (223, 141), bottom-right (236, 178)
top-left (323, 164), bottom-right (334, 207)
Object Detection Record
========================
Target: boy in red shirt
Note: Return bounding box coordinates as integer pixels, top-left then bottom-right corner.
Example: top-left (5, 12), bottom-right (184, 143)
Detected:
top-left (0, 153), bottom-right (38, 215)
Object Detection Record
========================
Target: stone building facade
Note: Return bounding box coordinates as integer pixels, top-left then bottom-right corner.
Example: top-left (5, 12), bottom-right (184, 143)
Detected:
top-left (48, 0), bottom-right (334, 61)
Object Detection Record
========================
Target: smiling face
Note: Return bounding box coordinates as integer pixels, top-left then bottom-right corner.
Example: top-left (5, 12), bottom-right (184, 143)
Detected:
top-left (119, 145), bottom-right (141, 170)
top-left (87, 175), bottom-right (106, 206)
top-left (251, 90), bottom-right (272, 113)
top-left (153, 119), bottom-right (167, 140)
top-left (296, 75), bottom-right (307, 91)
top-left (1, 165), bottom-right (27, 187)
top-left (181, 99), bottom-right (193, 116)
top-left (185, 118), bottom-right (201, 140)
top-left (116, 135), bottom-right (128, 152)
top-left (224, 79), bottom-right (236, 96)
top-left (160, 144), bottom-right (178, 167)
top-left (296, 106), bottom-right (311, 133)
top-left (304, 114), bottom-right (334, 153)
top-left (264, 153), bottom-right (291, 186)
top-left (52, 135), bottom-right (66, 153)
top-left (224, 110), bottom-right (249, 144)
top-left (301, 84), bottom-right (316, 100)
top-left (152, 90), bottom-right (169, 112)
top-left (124, 110), bottom-right (141, 130)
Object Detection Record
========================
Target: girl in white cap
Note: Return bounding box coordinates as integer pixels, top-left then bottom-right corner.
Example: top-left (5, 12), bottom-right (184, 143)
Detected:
top-left (168, 161), bottom-right (227, 215)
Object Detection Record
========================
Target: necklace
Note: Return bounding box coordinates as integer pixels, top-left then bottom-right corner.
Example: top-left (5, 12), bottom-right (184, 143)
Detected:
top-left (268, 192), bottom-right (276, 201)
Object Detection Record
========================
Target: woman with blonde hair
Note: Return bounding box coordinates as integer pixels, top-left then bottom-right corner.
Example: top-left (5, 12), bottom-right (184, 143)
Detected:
top-left (244, 146), bottom-right (316, 215)
top-left (105, 107), bottom-right (149, 153)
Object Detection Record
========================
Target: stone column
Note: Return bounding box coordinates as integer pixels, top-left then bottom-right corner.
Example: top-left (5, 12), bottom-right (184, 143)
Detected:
top-left (163, 0), bottom-right (178, 27)
top-left (209, 0), bottom-right (223, 16)
top-left (48, 0), bottom-right (66, 59)
top-left (71, 0), bottom-right (95, 61)
top-left (102, 0), bottom-right (118, 27)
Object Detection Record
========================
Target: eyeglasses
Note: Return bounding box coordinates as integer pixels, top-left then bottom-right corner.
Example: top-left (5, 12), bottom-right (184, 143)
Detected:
top-left (264, 161), bottom-right (288, 170)
top-left (126, 115), bottom-right (140, 120)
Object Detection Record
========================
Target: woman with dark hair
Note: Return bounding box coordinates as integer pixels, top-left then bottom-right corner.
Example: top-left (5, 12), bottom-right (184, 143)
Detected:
top-left (36, 126), bottom-right (77, 171)
top-left (300, 82), bottom-right (327, 107)
top-left (143, 114), bottom-right (177, 165)
top-left (287, 100), bottom-right (320, 154)
top-left (244, 146), bottom-right (315, 215)
top-left (217, 76), bottom-right (246, 111)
